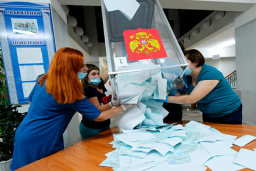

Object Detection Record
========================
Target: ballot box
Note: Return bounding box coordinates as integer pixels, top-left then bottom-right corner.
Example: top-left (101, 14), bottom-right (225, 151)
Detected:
top-left (101, 0), bottom-right (188, 129)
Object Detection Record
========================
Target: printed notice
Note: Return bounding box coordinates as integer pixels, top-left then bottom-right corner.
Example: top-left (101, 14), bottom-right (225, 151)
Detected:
top-left (17, 48), bottom-right (43, 64)
top-left (22, 82), bottom-right (36, 98)
top-left (19, 65), bottom-right (45, 81)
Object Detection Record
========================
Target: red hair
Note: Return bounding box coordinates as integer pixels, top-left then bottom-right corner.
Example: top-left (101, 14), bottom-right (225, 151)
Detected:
top-left (39, 47), bottom-right (84, 104)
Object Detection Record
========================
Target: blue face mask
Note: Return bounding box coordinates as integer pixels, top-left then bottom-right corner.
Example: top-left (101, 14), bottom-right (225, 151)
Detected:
top-left (184, 66), bottom-right (195, 76)
top-left (89, 77), bottom-right (101, 85)
top-left (78, 72), bottom-right (87, 79)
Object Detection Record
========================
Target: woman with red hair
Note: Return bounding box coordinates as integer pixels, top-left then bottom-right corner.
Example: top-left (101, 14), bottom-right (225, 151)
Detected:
top-left (10, 47), bottom-right (132, 171)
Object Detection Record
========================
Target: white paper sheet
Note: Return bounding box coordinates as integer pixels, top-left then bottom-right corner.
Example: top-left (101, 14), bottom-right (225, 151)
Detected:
top-left (233, 135), bottom-right (256, 147)
top-left (142, 119), bottom-right (156, 126)
top-left (218, 133), bottom-right (237, 145)
top-left (17, 48), bottom-right (43, 64)
top-left (114, 57), bottom-right (128, 67)
top-left (104, 0), bottom-right (124, 11)
top-left (148, 111), bottom-right (164, 125)
top-left (147, 162), bottom-right (207, 171)
top-left (157, 78), bottom-right (167, 100)
top-left (186, 121), bottom-right (211, 131)
top-left (159, 137), bottom-right (182, 147)
top-left (199, 132), bottom-right (224, 142)
top-left (118, 84), bottom-right (146, 99)
top-left (22, 82), bottom-right (36, 98)
top-left (206, 155), bottom-right (245, 171)
top-left (113, 134), bottom-right (138, 147)
top-left (160, 107), bottom-right (169, 119)
top-left (19, 65), bottom-right (45, 81)
top-left (115, 106), bottom-right (145, 130)
top-left (173, 124), bottom-right (184, 130)
top-left (233, 148), bottom-right (256, 170)
top-left (126, 131), bottom-right (155, 142)
top-left (121, 95), bottom-right (140, 104)
top-left (116, 161), bottom-right (155, 171)
top-left (170, 131), bottom-right (187, 137)
top-left (119, 0), bottom-right (140, 20)
top-left (189, 149), bottom-right (212, 166)
top-left (154, 143), bottom-right (174, 155)
top-left (200, 141), bottom-right (234, 156)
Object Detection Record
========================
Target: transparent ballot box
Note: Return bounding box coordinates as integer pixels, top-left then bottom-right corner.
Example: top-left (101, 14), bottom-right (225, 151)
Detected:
top-left (101, 0), bottom-right (188, 100)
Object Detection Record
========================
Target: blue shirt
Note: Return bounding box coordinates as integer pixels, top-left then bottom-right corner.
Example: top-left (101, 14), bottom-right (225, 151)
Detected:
top-left (187, 64), bottom-right (241, 117)
top-left (11, 82), bottom-right (101, 170)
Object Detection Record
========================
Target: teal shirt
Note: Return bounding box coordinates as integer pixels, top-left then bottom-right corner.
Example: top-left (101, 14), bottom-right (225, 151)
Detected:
top-left (187, 64), bottom-right (241, 117)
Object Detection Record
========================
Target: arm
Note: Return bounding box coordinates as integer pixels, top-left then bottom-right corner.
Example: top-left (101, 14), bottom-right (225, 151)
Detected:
top-left (100, 67), bottom-right (109, 84)
top-left (88, 96), bottom-right (112, 112)
top-left (167, 80), bottom-right (219, 104)
top-left (94, 106), bottom-right (124, 122)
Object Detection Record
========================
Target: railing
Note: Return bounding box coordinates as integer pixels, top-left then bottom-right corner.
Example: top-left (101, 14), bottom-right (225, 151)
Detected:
top-left (225, 70), bottom-right (237, 89)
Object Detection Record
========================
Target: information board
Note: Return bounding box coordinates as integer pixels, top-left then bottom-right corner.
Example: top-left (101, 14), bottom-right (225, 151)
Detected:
top-left (0, 1), bottom-right (56, 104)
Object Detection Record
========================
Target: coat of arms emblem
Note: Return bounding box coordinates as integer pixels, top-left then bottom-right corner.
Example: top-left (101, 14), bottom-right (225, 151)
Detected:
top-left (123, 28), bottom-right (167, 61)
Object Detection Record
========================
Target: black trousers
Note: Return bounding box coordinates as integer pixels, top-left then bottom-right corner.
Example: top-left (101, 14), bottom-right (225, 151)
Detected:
top-left (163, 103), bottom-right (183, 121)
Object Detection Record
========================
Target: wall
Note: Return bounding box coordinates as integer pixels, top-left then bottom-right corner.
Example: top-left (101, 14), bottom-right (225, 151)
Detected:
top-left (205, 57), bottom-right (236, 77)
top-left (234, 4), bottom-right (256, 125)
top-left (197, 46), bottom-right (236, 59)
top-left (180, 11), bottom-right (241, 49)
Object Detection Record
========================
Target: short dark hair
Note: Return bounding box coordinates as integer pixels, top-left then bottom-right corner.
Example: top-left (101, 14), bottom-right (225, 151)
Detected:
top-left (184, 49), bottom-right (205, 67)
top-left (81, 64), bottom-right (104, 89)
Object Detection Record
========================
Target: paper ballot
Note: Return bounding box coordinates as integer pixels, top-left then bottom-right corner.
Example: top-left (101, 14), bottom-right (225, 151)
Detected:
top-left (104, 0), bottom-right (124, 12)
top-left (104, 0), bottom-right (140, 20)
top-left (101, 121), bottom-right (256, 171)
top-left (115, 106), bottom-right (145, 130)
top-left (119, 0), bottom-right (140, 20)
top-left (233, 135), bottom-right (256, 147)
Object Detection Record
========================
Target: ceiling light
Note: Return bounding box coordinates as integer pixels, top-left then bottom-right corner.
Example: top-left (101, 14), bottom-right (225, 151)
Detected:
top-left (215, 11), bottom-right (225, 20)
top-left (183, 36), bottom-right (190, 42)
top-left (67, 16), bottom-right (77, 26)
top-left (203, 20), bottom-right (211, 28)
top-left (75, 27), bottom-right (84, 35)
top-left (82, 35), bottom-right (89, 42)
top-left (192, 29), bottom-right (199, 36)
top-left (86, 41), bottom-right (92, 47)
top-left (62, 5), bottom-right (69, 15)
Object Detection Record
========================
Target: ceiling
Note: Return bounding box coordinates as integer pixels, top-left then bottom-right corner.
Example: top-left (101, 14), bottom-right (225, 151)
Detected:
top-left (194, 27), bottom-right (235, 49)
top-left (58, 0), bottom-right (256, 11)
top-left (59, 0), bottom-right (256, 50)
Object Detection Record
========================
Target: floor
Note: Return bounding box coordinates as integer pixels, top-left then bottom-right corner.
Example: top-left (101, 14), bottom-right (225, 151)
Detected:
top-left (182, 104), bottom-right (203, 122)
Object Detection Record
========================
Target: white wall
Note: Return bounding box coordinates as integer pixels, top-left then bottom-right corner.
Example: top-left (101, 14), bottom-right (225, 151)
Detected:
top-left (234, 4), bottom-right (256, 125)
top-left (205, 57), bottom-right (236, 77)
top-left (197, 46), bottom-right (236, 59)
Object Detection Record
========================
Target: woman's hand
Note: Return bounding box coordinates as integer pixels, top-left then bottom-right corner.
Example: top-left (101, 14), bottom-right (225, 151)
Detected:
top-left (109, 96), bottom-right (120, 107)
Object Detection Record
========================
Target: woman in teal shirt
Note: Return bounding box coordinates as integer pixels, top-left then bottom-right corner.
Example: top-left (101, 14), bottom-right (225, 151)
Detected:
top-left (167, 49), bottom-right (242, 124)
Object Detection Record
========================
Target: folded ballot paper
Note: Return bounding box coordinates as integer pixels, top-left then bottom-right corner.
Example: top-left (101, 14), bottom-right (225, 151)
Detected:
top-left (114, 60), bottom-right (170, 130)
top-left (100, 121), bottom-right (256, 171)
top-left (104, 0), bottom-right (140, 20)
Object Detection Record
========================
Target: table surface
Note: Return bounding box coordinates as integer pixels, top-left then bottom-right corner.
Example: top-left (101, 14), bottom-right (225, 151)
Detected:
top-left (17, 121), bottom-right (256, 171)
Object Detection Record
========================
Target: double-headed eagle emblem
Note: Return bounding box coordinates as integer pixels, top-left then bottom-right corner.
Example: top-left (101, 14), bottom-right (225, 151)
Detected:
top-left (129, 32), bottom-right (160, 55)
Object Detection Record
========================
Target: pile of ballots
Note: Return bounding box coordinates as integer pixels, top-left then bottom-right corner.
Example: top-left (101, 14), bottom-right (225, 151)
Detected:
top-left (100, 121), bottom-right (256, 171)
top-left (114, 61), bottom-right (174, 130)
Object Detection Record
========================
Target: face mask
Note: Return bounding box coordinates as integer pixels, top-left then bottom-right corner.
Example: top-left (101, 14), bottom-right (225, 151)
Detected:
top-left (78, 72), bottom-right (87, 79)
top-left (184, 66), bottom-right (195, 76)
top-left (89, 77), bottom-right (101, 85)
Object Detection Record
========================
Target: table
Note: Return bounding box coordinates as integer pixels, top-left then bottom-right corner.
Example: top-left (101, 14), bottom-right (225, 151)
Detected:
top-left (17, 122), bottom-right (256, 171)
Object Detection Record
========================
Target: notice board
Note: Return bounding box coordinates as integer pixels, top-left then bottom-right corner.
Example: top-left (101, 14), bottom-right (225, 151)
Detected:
top-left (0, 1), bottom-right (56, 104)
